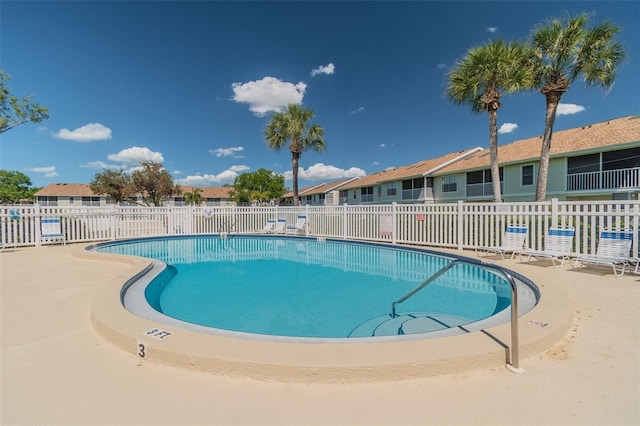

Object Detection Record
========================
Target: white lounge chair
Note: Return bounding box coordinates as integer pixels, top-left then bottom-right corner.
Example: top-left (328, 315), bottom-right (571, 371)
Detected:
top-left (273, 218), bottom-right (287, 233)
top-left (573, 229), bottom-right (633, 277)
top-left (476, 225), bottom-right (528, 260)
top-left (260, 219), bottom-right (276, 233)
top-left (518, 226), bottom-right (575, 267)
top-left (286, 215), bottom-right (308, 235)
top-left (41, 217), bottom-right (66, 245)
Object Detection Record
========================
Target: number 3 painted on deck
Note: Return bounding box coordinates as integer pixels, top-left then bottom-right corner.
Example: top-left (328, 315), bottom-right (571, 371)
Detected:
top-left (137, 342), bottom-right (146, 358)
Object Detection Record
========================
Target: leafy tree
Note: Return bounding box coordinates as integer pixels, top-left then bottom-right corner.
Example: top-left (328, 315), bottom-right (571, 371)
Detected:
top-left (447, 39), bottom-right (534, 202)
top-left (229, 168), bottom-right (285, 205)
top-left (0, 170), bottom-right (40, 203)
top-left (131, 161), bottom-right (181, 206)
top-left (89, 169), bottom-right (133, 204)
top-left (0, 71), bottom-right (49, 134)
top-left (530, 14), bottom-right (626, 201)
top-left (264, 104), bottom-right (326, 206)
top-left (184, 187), bottom-right (204, 206)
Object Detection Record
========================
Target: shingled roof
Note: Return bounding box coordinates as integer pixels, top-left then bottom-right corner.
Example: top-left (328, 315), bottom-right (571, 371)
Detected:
top-left (36, 183), bottom-right (232, 198)
top-left (434, 115), bottom-right (640, 175)
top-left (36, 183), bottom-right (95, 196)
top-left (339, 147), bottom-right (483, 190)
top-left (282, 178), bottom-right (360, 198)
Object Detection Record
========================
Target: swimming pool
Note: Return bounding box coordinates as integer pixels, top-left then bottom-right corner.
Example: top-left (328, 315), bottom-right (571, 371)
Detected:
top-left (93, 235), bottom-right (539, 341)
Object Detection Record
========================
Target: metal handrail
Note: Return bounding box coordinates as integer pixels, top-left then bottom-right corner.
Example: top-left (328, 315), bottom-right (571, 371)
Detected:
top-left (391, 259), bottom-right (524, 373)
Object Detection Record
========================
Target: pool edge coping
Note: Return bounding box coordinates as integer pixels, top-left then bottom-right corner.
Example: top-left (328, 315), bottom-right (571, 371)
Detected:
top-left (76, 242), bottom-right (573, 383)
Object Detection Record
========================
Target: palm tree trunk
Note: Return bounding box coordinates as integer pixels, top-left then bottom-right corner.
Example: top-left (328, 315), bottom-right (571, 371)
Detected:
top-left (292, 152), bottom-right (300, 206)
top-left (488, 110), bottom-right (502, 203)
top-left (535, 95), bottom-right (560, 201)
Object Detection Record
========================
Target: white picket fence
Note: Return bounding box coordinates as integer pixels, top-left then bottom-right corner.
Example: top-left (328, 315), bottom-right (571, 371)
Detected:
top-left (1, 199), bottom-right (639, 258)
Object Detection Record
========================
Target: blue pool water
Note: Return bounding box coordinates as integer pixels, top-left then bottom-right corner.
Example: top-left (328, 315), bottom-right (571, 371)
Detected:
top-left (95, 236), bottom-right (534, 339)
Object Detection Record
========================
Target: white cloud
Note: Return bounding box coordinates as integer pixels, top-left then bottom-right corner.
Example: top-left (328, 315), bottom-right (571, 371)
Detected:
top-left (54, 123), bottom-right (112, 142)
top-left (349, 106), bottom-right (365, 115)
top-left (498, 123), bottom-right (518, 134)
top-left (379, 143), bottom-right (386, 148)
top-left (177, 165), bottom-right (250, 186)
top-left (107, 146), bottom-right (164, 164)
top-left (556, 103), bottom-right (586, 116)
top-left (25, 166), bottom-right (58, 177)
top-left (437, 63), bottom-right (447, 69)
top-left (173, 170), bottom-right (183, 175)
top-left (229, 165), bottom-right (250, 173)
top-left (231, 76), bottom-right (306, 116)
top-left (209, 146), bottom-right (245, 158)
top-left (82, 161), bottom-right (121, 169)
top-left (282, 163), bottom-right (366, 181)
top-left (311, 63), bottom-right (335, 77)
top-left (486, 27), bottom-right (498, 33)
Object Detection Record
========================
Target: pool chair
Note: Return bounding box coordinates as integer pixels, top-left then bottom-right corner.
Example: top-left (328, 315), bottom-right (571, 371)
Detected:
top-left (41, 217), bottom-right (66, 245)
top-left (273, 218), bottom-right (287, 234)
top-left (475, 225), bottom-right (528, 260)
top-left (260, 219), bottom-right (276, 233)
top-left (286, 215), bottom-right (308, 235)
top-left (1, 209), bottom-right (21, 251)
top-left (518, 226), bottom-right (575, 267)
top-left (572, 229), bottom-right (633, 277)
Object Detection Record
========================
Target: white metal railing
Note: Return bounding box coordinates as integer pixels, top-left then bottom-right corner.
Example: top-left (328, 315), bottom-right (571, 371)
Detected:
top-left (567, 167), bottom-right (640, 191)
top-left (1, 200), bottom-right (638, 258)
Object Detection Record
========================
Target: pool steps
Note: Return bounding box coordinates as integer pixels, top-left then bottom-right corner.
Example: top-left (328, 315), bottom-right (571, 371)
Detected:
top-left (349, 313), bottom-right (472, 337)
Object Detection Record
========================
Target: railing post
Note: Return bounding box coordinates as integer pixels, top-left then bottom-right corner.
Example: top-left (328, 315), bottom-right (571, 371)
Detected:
top-left (342, 203), bottom-right (348, 239)
top-left (305, 204), bottom-right (310, 236)
top-left (457, 200), bottom-right (464, 250)
top-left (551, 198), bottom-right (559, 226)
top-left (391, 202), bottom-right (397, 244)
top-left (35, 204), bottom-right (42, 248)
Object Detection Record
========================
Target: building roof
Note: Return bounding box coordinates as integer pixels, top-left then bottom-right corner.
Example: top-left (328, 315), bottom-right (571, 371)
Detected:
top-left (339, 147), bottom-right (483, 190)
top-left (282, 178), bottom-right (361, 198)
top-left (36, 183), bottom-right (96, 197)
top-left (179, 186), bottom-right (232, 198)
top-left (36, 183), bottom-right (232, 198)
top-left (434, 115), bottom-right (640, 175)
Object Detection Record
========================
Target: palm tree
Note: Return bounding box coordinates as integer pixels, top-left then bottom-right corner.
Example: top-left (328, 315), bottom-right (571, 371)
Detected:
top-left (184, 187), bottom-right (203, 206)
top-left (530, 13), bottom-right (625, 201)
top-left (447, 39), bottom-right (534, 202)
top-left (264, 104), bottom-right (326, 206)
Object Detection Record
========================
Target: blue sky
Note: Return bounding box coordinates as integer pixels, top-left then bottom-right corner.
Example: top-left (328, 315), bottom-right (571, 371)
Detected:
top-left (1, 1), bottom-right (638, 189)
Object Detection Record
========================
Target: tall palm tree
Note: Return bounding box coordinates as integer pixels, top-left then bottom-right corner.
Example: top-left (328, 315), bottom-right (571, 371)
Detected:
top-left (184, 187), bottom-right (203, 206)
top-left (264, 104), bottom-right (326, 206)
top-left (447, 39), bottom-right (534, 202)
top-left (530, 13), bottom-right (625, 201)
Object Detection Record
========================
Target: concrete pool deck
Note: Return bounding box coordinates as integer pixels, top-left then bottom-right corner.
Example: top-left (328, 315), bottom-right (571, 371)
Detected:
top-left (1, 243), bottom-right (639, 425)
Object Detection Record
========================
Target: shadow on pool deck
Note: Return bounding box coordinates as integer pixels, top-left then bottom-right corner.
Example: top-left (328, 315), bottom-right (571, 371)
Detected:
top-left (1, 243), bottom-right (638, 425)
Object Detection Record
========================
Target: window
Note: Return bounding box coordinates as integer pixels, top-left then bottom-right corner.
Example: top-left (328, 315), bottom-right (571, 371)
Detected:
top-left (602, 147), bottom-right (640, 170)
top-left (402, 178), bottom-right (425, 199)
top-left (466, 168), bottom-right (503, 196)
top-left (387, 183), bottom-right (397, 196)
top-left (82, 196), bottom-right (100, 206)
top-left (38, 196), bottom-right (58, 206)
top-left (442, 176), bottom-right (457, 192)
top-left (568, 153), bottom-right (599, 174)
top-left (361, 187), bottom-right (374, 202)
top-left (522, 165), bottom-right (534, 186)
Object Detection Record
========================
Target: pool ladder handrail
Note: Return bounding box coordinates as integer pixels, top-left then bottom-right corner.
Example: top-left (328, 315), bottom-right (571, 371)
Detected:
top-left (391, 259), bottom-right (524, 374)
